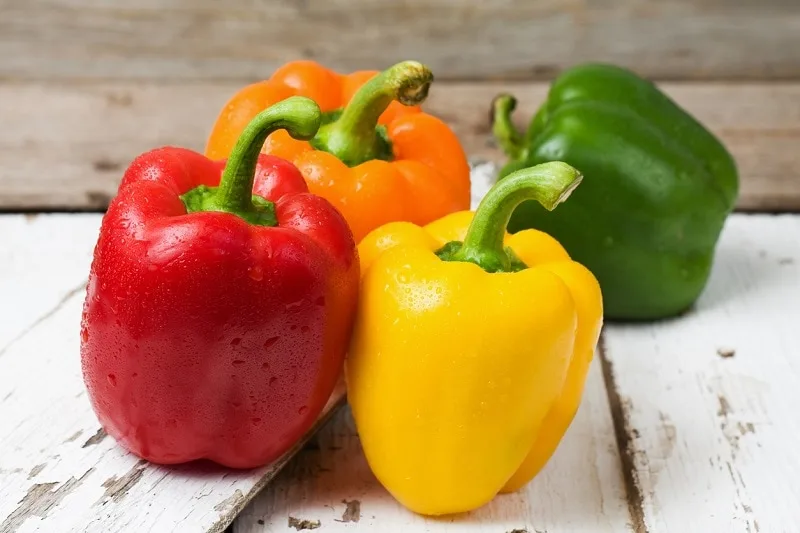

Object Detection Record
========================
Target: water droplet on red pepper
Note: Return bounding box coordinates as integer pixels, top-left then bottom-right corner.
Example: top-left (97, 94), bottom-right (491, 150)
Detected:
top-left (80, 328), bottom-right (89, 342)
top-left (251, 417), bottom-right (262, 425)
top-left (230, 337), bottom-right (242, 346)
top-left (261, 362), bottom-right (270, 370)
top-left (269, 376), bottom-right (278, 385)
top-left (107, 374), bottom-right (117, 387)
top-left (298, 406), bottom-right (308, 415)
top-left (247, 265), bottom-right (263, 281)
top-left (232, 359), bottom-right (245, 366)
top-left (263, 336), bottom-right (279, 349)
top-left (285, 300), bottom-right (304, 312)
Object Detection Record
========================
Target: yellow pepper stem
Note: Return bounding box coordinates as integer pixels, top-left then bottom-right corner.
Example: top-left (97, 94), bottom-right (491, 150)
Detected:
top-left (448, 161), bottom-right (583, 272)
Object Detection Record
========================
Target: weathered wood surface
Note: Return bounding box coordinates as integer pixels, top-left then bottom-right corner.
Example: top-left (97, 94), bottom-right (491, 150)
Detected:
top-left (602, 214), bottom-right (800, 532)
top-left (2, 81), bottom-right (799, 212)
top-left (234, 364), bottom-right (629, 533)
top-left (3, 0), bottom-right (800, 81)
top-left (0, 212), bottom-right (345, 533)
top-left (3, 169), bottom-right (800, 531)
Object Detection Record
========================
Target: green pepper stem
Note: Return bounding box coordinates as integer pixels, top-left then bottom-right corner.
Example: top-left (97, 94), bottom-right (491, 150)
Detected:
top-left (452, 162), bottom-right (583, 272)
top-left (181, 96), bottom-right (321, 226)
top-left (217, 96), bottom-right (321, 210)
top-left (313, 61), bottom-right (433, 166)
top-left (492, 94), bottom-right (525, 159)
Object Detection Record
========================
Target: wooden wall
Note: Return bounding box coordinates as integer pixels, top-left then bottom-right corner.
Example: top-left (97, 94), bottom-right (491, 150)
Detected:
top-left (5, 0), bottom-right (800, 81)
top-left (2, 0), bottom-right (799, 210)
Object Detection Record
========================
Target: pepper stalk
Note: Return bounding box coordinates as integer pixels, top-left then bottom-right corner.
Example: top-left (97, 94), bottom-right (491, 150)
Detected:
top-left (437, 161), bottom-right (583, 273)
top-left (181, 96), bottom-right (322, 226)
top-left (312, 61), bottom-right (433, 166)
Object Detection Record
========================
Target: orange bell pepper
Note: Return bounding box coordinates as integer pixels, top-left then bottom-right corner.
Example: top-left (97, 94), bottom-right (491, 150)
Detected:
top-left (205, 60), bottom-right (471, 241)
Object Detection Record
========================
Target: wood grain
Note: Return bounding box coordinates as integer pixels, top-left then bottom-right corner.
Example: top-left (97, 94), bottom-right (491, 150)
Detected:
top-left (601, 214), bottom-right (800, 532)
top-left (0, 214), bottom-right (346, 533)
top-left (0, 81), bottom-right (798, 212)
top-left (2, 0), bottom-right (800, 81)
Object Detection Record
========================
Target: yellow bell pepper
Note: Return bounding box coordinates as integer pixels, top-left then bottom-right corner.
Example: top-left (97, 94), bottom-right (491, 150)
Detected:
top-left (345, 161), bottom-right (604, 516)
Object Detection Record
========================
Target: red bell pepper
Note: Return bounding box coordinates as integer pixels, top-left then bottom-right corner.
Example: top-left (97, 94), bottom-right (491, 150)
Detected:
top-left (80, 96), bottom-right (359, 468)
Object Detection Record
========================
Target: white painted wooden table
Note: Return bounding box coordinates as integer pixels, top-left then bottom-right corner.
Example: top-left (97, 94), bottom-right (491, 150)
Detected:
top-left (2, 165), bottom-right (799, 533)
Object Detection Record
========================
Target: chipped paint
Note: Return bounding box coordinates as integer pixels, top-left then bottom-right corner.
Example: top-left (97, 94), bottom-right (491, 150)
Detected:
top-left (288, 516), bottom-right (321, 530)
top-left (717, 396), bottom-right (732, 417)
top-left (213, 489), bottom-right (244, 513)
top-left (657, 411), bottom-right (677, 460)
top-left (82, 428), bottom-right (107, 448)
top-left (0, 469), bottom-right (93, 533)
top-left (64, 430), bottom-right (83, 443)
top-left (27, 464), bottom-right (46, 480)
top-left (96, 460), bottom-right (146, 505)
top-left (336, 499), bottom-right (360, 523)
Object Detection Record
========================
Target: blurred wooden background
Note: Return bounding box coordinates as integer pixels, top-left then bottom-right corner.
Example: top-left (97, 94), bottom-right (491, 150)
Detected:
top-left (1, 0), bottom-right (799, 210)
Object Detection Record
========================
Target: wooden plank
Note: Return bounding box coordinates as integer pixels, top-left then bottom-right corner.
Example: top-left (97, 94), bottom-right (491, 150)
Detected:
top-left (1, 81), bottom-right (799, 212)
top-left (232, 365), bottom-right (628, 533)
top-left (0, 213), bottom-right (346, 533)
top-left (3, 0), bottom-right (800, 81)
top-left (601, 214), bottom-right (800, 532)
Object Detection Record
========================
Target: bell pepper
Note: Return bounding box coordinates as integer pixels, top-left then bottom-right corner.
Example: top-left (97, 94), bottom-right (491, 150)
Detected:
top-left (80, 97), bottom-right (359, 469)
top-left (205, 60), bottom-right (471, 242)
top-left (346, 162), bottom-right (603, 516)
top-left (492, 63), bottom-right (739, 320)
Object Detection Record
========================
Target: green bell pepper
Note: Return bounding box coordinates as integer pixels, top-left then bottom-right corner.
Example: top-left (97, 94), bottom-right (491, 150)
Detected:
top-left (491, 63), bottom-right (739, 321)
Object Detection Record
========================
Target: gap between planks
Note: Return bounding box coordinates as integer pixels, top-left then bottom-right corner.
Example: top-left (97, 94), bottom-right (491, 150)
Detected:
top-left (1, 81), bottom-right (799, 212)
top-left (600, 336), bottom-right (649, 533)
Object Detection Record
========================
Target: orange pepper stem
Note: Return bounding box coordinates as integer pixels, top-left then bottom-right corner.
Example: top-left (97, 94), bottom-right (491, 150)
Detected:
top-left (446, 162), bottom-right (583, 272)
top-left (312, 61), bottom-right (433, 167)
top-left (181, 96), bottom-right (321, 226)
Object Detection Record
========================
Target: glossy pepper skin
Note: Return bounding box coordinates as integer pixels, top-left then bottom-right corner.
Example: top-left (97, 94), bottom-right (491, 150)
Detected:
top-left (80, 97), bottom-right (359, 469)
top-left (346, 162), bottom-right (603, 516)
top-left (492, 63), bottom-right (739, 320)
top-left (205, 60), bottom-right (471, 242)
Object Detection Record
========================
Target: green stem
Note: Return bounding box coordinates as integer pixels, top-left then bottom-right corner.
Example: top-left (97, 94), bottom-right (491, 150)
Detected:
top-left (181, 96), bottom-right (321, 226)
top-left (492, 94), bottom-right (525, 160)
top-left (440, 162), bottom-right (583, 273)
top-left (312, 61), bottom-right (433, 166)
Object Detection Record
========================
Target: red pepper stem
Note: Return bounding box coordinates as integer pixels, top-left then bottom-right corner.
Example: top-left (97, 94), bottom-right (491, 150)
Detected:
top-left (313, 61), bottom-right (433, 166)
top-left (452, 162), bottom-right (583, 272)
top-left (216, 96), bottom-right (321, 211)
top-left (492, 94), bottom-right (525, 160)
